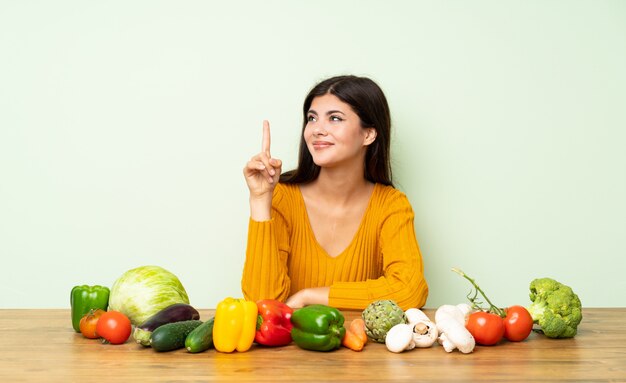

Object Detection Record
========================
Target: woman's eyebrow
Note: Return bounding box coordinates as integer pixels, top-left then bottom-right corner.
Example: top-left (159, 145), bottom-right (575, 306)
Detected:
top-left (307, 109), bottom-right (346, 115)
top-left (326, 110), bottom-right (346, 115)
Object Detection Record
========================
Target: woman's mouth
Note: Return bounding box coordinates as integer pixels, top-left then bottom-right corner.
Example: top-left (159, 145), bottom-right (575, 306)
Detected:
top-left (312, 141), bottom-right (334, 150)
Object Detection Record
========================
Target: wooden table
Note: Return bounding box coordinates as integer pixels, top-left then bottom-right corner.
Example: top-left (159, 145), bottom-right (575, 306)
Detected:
top-left (0, 308), bottom-right (624, 382)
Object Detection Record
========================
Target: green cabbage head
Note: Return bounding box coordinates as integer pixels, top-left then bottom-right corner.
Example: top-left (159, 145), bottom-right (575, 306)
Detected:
top-left (109, 265), bottom-right (190, 325)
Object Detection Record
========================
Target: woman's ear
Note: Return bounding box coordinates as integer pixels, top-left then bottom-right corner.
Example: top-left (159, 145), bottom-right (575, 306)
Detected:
top-left (363, 127), bottom-right (377, 146)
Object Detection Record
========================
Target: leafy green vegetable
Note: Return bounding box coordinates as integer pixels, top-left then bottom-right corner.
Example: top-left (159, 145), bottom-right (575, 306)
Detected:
top-left (528, 277), bottom-right (582, 338)
top-left (108, 265), bottom-right (190, 325)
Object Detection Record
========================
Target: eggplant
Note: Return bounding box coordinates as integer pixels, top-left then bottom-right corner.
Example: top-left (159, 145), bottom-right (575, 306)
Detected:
top-left (132, 303), bottom-right (200, 346)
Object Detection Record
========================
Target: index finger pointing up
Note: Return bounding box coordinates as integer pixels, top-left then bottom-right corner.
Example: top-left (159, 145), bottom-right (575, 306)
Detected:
top-left (262, 120), bottom-right (271, 155)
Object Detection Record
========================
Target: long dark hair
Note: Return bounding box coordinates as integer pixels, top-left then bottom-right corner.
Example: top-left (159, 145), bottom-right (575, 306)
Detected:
top-left (280, 75), bottom-right (393, 186)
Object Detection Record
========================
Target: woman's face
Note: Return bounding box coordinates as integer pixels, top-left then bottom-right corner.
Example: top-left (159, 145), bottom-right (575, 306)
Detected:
top-left (304, 93), bottom-right (376, 169)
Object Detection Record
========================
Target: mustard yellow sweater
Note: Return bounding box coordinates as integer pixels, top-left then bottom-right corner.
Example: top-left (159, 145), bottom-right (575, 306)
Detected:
top-left (241, 182), bottom-right (428, 310)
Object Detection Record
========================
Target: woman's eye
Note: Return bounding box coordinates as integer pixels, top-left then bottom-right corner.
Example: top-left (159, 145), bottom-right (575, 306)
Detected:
top-left (307, 115), bottom-right (316, 122)
top-left (330, 115), bottom-right (343, 122)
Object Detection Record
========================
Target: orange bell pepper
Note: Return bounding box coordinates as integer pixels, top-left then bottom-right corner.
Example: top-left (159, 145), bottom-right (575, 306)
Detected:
top-left (213, 297), bottom-right (258, 353)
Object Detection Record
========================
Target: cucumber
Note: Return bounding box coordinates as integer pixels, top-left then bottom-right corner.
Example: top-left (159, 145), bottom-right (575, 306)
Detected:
top-left (150, 320), bottom-right (202, 352)
top-left (185, 317), bottom-right (215, 353)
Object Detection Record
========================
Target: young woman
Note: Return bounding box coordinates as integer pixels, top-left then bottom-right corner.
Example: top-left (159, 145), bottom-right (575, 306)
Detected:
top-left (241, 75), bottom-right (428, 310)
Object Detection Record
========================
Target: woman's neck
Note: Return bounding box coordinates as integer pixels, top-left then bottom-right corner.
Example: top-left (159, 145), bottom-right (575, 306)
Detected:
top-left (305, 167), bottom-right (373, 206)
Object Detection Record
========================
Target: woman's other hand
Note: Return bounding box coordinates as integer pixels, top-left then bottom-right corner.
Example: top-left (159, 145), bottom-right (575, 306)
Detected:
top-left (286, 287), bottom-right (330, 309)
top-left (244, 120), bottom-right (282, 220)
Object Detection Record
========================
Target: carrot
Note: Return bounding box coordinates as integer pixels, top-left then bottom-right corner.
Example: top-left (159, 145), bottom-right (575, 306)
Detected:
top-left (342, 318), bottom-right (368, 351)
top-left (342, 329), bottom-right (365, 351)
top-left (349, 318), bottom-right (368, 345)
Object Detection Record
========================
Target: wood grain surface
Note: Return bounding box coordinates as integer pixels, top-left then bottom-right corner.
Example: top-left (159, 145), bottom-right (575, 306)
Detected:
top-left (0, 308), bottom-right (624, 382)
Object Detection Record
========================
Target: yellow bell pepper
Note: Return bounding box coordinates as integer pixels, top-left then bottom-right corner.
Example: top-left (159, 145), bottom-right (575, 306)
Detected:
top-left (213, 297), bottom-right (258, 353)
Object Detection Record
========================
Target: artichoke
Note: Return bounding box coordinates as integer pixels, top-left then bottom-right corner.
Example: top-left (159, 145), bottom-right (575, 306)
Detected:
top-left (361, 300), bottom-right (407, 343)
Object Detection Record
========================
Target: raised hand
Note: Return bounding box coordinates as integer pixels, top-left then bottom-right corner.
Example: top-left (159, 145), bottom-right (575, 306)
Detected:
top-left (243, 120), bottom-right (283, 201)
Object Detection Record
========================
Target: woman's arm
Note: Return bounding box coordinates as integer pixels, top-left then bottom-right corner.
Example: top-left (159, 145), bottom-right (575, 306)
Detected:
top-left (241, 188), bottom-right (292, 302)
top-left (241, 120), bottom-right (291, 301)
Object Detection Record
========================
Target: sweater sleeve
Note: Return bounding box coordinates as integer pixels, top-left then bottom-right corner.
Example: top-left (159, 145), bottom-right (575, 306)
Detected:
top-left (328, 192), bottom-right (428, 310)
top-left (241, 185), bottom-right (291, 302)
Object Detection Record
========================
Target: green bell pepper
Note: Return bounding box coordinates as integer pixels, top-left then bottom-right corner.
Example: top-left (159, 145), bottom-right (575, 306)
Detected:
top-left (70, 285), bottom-right (110, 332)
top-left (290, 304), bottom-right (346, 351)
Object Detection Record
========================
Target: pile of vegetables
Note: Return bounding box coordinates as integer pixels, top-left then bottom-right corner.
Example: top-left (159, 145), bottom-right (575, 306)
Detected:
top-left (451, 268), bottom-right (582, 347)
top-left (70, 264), bottom-right (583, 355)
top-left (71, 265), bottom-right (192, 347)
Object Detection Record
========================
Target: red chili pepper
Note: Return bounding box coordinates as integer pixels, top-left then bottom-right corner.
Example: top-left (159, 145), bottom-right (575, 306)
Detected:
top-left (255, 299), bottom-right (294, 346)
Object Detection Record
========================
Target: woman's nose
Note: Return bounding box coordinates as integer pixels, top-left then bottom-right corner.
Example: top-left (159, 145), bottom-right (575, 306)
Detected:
top-left (313, 124), bottom-right (327, 136)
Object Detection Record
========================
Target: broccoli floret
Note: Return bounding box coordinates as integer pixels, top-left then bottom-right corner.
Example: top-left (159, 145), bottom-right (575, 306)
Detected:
top-left (528, 278), bottom-right (582, 338)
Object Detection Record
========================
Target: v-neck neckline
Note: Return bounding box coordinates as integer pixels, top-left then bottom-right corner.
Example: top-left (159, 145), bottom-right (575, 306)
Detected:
top-left (296, 183), bottom-right (378, 259)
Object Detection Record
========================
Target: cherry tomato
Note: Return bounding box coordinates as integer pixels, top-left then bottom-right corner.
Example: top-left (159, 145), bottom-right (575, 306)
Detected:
top-left (79, 309), bottom-right (105, 339)
top-left (96, 311), bottom-right (132, 344)
top-left (503, 305), bottom-right (533, 342)
top-left (466, 311), bottom-right (505, 346)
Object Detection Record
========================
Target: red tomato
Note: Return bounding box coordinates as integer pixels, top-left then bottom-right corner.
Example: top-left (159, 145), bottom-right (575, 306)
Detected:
top-left (466, 311), bottom-right (505, 346)
top-left (503, 305), bottom-right (533, 342)
top-left (79, 309), bottom-right (105, 339)
top-left (96, 311), bottom-right (132, 344)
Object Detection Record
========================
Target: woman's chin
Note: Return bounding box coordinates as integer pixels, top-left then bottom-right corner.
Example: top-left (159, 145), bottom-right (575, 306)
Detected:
top-left (311, 157), bottom-right (333, 168)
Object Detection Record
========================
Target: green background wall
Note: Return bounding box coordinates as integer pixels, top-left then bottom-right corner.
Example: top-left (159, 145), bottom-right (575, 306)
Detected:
top-left (1, 1), bottom-right (624, 308)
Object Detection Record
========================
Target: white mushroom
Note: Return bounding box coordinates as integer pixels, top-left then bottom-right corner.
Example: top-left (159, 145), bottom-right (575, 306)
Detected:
top-left (412, 320), bottom-right (438, 348)
top-left (404, 308), bottom-right (438, 348)
top-left (435, 304), bottom-right (475, 354)
top-left (385, 323), bottom-right (416, 353)
top-left (405, 308), bottom-right (431, 325)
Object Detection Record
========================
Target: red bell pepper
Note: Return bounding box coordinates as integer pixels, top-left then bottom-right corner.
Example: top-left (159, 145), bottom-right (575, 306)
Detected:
top-left (255, 299), bottom-right (294, 346)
